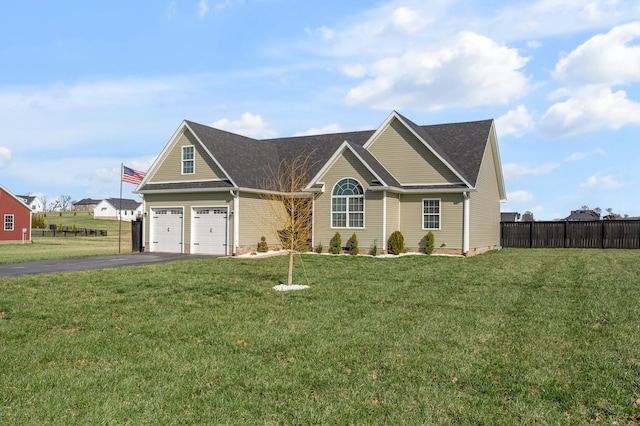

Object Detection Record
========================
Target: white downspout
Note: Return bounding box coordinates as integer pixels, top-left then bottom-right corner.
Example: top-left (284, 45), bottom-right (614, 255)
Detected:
top-left (311, 195), bottom-right (316, 249)
top-left (382, 191), bottom-right (387, 252)
top-left (463, 192), bottom-right (470, 255)
top-left (233, 190), bottom-right (239, 256)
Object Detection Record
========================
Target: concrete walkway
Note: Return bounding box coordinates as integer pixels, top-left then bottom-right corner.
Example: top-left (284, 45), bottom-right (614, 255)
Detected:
top-left (0, 253), bottom-right (218, 278)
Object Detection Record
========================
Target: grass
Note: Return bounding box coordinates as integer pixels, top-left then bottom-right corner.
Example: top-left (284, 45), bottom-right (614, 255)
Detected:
top-left (0, 212), bottom-right (131, 264)
top-left (1, 249), bottom-right (640, 424)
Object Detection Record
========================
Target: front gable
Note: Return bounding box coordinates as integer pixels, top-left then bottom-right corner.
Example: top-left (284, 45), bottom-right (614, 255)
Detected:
top-left (319, 148), bottom-right (377, 192)
top-left (141, 124), bottom-right (231, 188)
top-left (366, 116), bottom-right (462, 186)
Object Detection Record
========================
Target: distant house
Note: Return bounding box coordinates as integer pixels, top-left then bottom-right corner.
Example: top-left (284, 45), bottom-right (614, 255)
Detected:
top-left (74, 198), bottom-right (101, 212)
top-left (94, 198), bottom-right (143, 221)
top-left (0, 185), bottom-right (31, 243)
top-left (564, 210), bottom-right (600, 221)
top-left (501, 212), bottom-right (520, 222)
top-left (16, 195), bottom-right (44, 213)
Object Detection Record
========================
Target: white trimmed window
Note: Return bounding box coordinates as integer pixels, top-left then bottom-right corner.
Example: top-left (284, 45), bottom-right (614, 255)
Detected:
top-left (422, 199), bottom-right (441, 230)
top-left (332, 178), bottom-right (364, 228)
top-left (182, 146), bottom-right (195, 174)
top-left (4, 214), bottom-right (14, 231)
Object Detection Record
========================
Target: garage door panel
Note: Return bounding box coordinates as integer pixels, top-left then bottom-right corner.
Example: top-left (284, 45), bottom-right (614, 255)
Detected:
top-left (151, 208), bottom-right (183, 253)
top-left (192, 207), bottom-right (228, 255)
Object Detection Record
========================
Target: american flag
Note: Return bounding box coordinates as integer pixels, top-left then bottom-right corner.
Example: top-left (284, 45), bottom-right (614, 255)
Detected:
top-left (122, 166), bottom-right (146, 184)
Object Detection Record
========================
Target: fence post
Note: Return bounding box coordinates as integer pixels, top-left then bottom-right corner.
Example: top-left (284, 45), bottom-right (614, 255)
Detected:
top-left (529, 221), bottom-right (534, 248)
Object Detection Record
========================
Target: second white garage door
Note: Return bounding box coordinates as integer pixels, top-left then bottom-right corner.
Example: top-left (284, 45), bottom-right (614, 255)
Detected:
top-left (191, 207), bottom-right (228, 255)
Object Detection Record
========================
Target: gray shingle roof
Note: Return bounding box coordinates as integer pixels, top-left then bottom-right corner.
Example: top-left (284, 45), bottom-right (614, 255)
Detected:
top-left (106, 198), bottom-right (141, 210)
top-left (74, 198), bottom-right (101, 205)
top-left (141, 113), bottom-right (494, 193)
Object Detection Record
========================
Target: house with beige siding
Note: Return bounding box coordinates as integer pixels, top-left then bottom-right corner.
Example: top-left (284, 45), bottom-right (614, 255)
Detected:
top-left (134, 111), bottom-right (506, 256)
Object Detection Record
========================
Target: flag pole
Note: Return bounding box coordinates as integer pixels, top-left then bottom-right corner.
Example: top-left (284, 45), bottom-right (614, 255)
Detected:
top-left (118, 162), bottom-right (123, 254)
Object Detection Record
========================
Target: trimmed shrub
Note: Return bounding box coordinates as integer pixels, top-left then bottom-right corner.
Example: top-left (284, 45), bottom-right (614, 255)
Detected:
top-left (425, 231), bottom-right (435, 255)
top-left (257, 236), bottom-right (268, 253)
top-left (71, 224), bottom-right (77, 233)
top-left (57, 223), bottom-right (63, 232)
top-left (316, 242), bottom-right (323, 254)
top-left (370, 240), bottom-right (378, 256)
top-left (349, 233), bottom-right (359, 255)
top-left (330, 232), bottom-right (342, 254)
top-left (387, 231), bottom-right (405, 255)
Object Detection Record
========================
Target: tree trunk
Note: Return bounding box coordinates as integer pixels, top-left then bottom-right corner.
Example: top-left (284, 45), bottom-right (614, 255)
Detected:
top-left (287, 250), bottom-right (294, 285)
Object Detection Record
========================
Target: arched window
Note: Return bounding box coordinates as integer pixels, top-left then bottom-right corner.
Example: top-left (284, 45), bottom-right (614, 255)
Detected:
top-left (332, 178), bottom-right (364, 228)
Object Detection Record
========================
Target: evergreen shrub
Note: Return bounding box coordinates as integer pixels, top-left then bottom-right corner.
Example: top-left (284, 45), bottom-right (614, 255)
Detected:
top-left (257, 236), bottom-right (269, 253)
top-left (330, 232), bottom-right (342, 254)
top-left (387, 231), bottom-right (405, 255)
top-left (425, 231), bottom-right (435, 255)
top-left (349, 233), bottom-right (359, 255)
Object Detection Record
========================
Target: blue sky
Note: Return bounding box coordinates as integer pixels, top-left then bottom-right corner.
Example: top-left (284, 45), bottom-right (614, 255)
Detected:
top-left (1, 0), bottom-right (639, 220)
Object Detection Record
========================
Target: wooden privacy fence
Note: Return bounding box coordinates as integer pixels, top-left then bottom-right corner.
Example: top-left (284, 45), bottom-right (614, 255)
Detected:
top-left (501, 220), bottom-right (640, 249)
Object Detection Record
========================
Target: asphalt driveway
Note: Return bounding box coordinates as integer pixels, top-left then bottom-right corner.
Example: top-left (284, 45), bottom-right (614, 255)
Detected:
top-left (0, 253), bottom-right (220, 278)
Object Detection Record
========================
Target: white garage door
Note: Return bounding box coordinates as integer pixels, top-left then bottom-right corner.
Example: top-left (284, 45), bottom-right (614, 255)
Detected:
top-left (191, 207), bottom-right (228, 255)
top-left (150, 208), bottom-right (183, 253)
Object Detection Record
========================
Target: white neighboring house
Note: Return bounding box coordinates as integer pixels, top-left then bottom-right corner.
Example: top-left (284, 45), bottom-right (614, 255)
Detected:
top-left (94, 198), bottom-right (143, 221)
top-left (16, 195), bottom-right (44, 213)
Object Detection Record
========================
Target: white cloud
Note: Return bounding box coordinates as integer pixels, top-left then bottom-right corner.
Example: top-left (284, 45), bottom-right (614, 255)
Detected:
top-left (312, 0), bottom-right (640, 60)
top-left (507, 190), bottom-right (534, 203)
top-left (391, 7), bottom-right (430, 34)
top-left (0, 76), bottom-right (201, 152)
top-left (344, 31), bottom-right (529, 110)
top-left (580, 172), bottom-right (626, 189)
top-left (342, 64), bottom-right (367, 78)
top-left (293, 123), bottom-right (343, 137)
top-left (198, 0), bottom-right (210, 19)
top-left (540, 85), bottom-right (640, 137)
top-left (553, 22), bottom-right (640, 86)
top-left (0, 147), bottom-right (11, 167)
top-left (0, 77), bottom-right (191, 111)
top-left (564, 148), bottom-right (606, 161)
top-left (502, 162), bottom-right (559, 180)
top-left (483, 0), bottom-right (640, 42)
top-left (496, 105), bottom-right (535, 138)
top-left (527, 40), bottom-right (542, 49)
top-left (212, 113), bottom-right (278, 139)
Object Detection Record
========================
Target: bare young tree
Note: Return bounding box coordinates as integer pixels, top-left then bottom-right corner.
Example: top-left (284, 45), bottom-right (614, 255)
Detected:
top-left (59, 195), bottom-right (72, 212)
top-left (262, 154), bottom-right (315, 286)
top-left (40, 194), bottom-right (49, 212)
top-left (521, 210), bottom-right (535, 222)
top-left (50, 198), bottom-right (61, 212)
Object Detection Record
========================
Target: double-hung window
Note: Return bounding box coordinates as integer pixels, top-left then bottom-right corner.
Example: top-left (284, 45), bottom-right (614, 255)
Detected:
top-left (4, 214), bottom-right (14, 231)
top-left (182, 146), bottom-right (194, 174)
top-left (332, 178), bottom-right (364, 228)
top-left (422, 198), bottom-right (441, 230)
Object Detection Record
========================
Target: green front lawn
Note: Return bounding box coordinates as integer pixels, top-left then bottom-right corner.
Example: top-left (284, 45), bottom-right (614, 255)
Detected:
top-left (0, 212), bottom-right (132, 264)
top-left (1, 249), bottom-right (640, 424)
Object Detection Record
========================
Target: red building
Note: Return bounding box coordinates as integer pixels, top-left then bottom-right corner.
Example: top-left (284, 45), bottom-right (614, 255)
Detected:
top-left (0, 185), bottom-right (31, 243)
